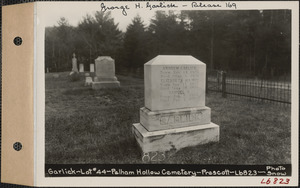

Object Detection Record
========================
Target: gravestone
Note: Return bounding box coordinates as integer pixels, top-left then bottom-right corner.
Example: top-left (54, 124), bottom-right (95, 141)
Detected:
top-left (85, 77), bottom-right (93, 86)
top-left (90, 64), bottom-right (95, 72)
top-left (79, 64), bottom-right (84, 72)
top-left (71, 53), bottom-right (78, 72)
top-left (92, 56), bottom-right (120, 89)
top-left (132, 55), bottom-right (219, 153)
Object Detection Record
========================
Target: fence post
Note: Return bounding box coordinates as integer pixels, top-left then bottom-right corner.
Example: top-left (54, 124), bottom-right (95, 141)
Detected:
top-left (222, 71), bottom-right (227, 98)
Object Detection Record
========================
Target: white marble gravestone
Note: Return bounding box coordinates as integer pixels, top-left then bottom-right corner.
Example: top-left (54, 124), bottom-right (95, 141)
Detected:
top-left (85, 77), bottom-right (93, 86)
top-left (79, 64), bottom-right (84, 72)
top-left (92, 56), bottom-right (120, 89)
top-left (71, 53), bottom-right (78, 72)
top-left (90, 64), bottom-right (95, 72)
top-left (133, 55), bottom-right (219, 153)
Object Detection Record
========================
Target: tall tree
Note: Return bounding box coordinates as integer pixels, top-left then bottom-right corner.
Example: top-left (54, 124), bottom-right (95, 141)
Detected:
top-left (122, 15), bottom-right (148, 69)
top-left (45, 17), bottom-right (76, 72)
top-left (148, 11), bottom-right (189, 56)
top-left (77, 11), bottom-right (122, 68)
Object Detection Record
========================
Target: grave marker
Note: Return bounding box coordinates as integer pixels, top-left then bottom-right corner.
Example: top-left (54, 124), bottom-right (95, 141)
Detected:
top-left (133, 55), bottom-right (219, 153)
top-left (71, 53), bottom-right (78, 72)
top-left (79, 63), bottom-right (84, 72)
top-left (92, 56), bottom-right (120, 89)
top-left (85, 77), bottom-right (93, 86)
top-left (90, 64), bottom-right (95, 72)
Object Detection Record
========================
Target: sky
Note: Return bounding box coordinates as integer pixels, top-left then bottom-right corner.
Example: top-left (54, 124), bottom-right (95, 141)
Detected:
top-left (40, 2), bottom-right (155, 32)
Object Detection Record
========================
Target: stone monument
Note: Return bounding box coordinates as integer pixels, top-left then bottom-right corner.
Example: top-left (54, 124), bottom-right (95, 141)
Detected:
top-left (79, 63), bottom-right (84, 72)
top-left (92, 56), bottom-right (120, 89)
top-left (132, 55), bottom-right (219, 153)
top-left (90, 64), bottom-right (95, 72)
top-left (85, 77), bottom-right (93, 86)
top-left (71, 53), bottom-right (78, 72)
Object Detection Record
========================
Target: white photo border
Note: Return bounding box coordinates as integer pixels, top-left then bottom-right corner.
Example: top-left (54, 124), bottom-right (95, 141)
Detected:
top-left (36, 1), bottom-right (299, 186)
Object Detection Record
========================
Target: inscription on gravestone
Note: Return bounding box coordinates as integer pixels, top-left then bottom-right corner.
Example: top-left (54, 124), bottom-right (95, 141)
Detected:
top-left (159, 111), bottom-right (203, 125)
top-left (139, 106), bottom-right (211, 131)
top-left (159, 65), bottom-right (202, 106)
top-left (145, 56), bottom-right (206, 111)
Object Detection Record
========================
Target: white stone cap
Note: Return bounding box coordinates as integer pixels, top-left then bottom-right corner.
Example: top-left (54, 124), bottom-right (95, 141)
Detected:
top-left (95, 56), bottom-right (114, 61)
top-left (145, 55), bottom-right (205, 65)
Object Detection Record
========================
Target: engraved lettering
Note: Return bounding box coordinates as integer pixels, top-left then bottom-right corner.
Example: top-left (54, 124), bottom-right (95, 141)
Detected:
top-left (159, 65), bottom-right (201, 105)
top-left (160, 112), bottom-right (203, 125)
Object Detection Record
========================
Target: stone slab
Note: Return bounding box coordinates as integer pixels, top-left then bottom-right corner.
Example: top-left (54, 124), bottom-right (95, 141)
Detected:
top-left (95, 56), bottom-right (115, 78)
top-left (85, 77), bottom-right (93, 86)
top-left (79, 64), bottom-right (84, 72)
top-left (140, 106), bottom-right (211, 131)
top-left (72, 53), bottom-right (78, 72)
top-left (90, 64), bottom-right (95, 72)
top-left (132, 122), bottom-right (219, 153)
top-left (94, 76), bottom-right (118, 82)
top-left (144, 55), bottom-right (206, 111)
top-left (92, 81), bottom-right (120, 89)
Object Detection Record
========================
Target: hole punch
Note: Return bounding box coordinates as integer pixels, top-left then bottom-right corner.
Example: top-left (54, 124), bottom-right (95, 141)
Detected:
top-left (13, 142), bottom-right (22, 151)
top-left (13, 36), bottom-right (22, 46)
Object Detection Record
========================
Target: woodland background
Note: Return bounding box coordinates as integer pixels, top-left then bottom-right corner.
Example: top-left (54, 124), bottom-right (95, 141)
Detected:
top-left (45, 10), bottom-right (291, 79)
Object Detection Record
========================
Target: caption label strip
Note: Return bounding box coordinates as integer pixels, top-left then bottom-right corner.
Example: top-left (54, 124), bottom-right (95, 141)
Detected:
top-left (45, 164), bottom-right (291, 177)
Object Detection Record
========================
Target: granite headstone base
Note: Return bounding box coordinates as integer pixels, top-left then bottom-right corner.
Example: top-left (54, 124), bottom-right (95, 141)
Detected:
top-left (132, 122), bottom-right (219, 153)
top-left (92, 76), bottom-right (120, 89)
top-left (140, 106), bottom-right (211, 131)
top-left (92, 81), bottom-right (120, 89)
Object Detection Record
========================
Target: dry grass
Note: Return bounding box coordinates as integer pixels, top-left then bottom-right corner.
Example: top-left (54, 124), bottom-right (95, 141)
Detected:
top-left (45, 72), bottom-right (291, 164)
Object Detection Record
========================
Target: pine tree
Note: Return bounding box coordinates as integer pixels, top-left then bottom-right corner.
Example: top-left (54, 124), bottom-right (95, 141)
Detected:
top-left (77, 11), bottom-right (122, 65)
top-left (148, 11), bottom-right (188, 56)
top-left (122, 15), bottom-right (148, 69)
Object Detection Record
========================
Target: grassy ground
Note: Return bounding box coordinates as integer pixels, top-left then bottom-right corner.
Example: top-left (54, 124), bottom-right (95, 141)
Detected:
top-left (45, 72), bottom-right (291, 164)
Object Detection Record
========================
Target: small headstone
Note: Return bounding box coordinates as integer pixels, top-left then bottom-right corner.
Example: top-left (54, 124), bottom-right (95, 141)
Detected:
top-left (132, 55), bottom-right (219, 153)
top-left (79, 64), bottom-right (84, 72)
top-left (90, 64), bottom-right (95, 72)
top-left (85, 77), bottom-right (93, 86)
top-left (92, 56), bottom-right (120, 89)
top-left (72, 53), bottom-right (78, 72)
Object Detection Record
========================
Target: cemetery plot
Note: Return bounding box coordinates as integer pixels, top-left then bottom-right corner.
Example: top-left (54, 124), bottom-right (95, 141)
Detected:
top-left (45, 72), bottom-right (291, 164)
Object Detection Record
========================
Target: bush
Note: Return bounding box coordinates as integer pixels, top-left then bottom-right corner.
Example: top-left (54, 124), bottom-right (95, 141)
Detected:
top-left (68, 71), bottom-right (80, 82)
